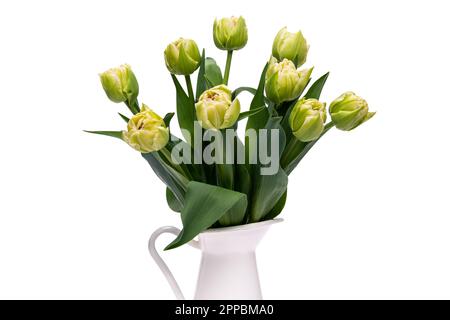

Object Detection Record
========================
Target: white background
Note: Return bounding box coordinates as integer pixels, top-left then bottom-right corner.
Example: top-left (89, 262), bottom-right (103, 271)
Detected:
top-left (0, 0), bottom-right (449, 299)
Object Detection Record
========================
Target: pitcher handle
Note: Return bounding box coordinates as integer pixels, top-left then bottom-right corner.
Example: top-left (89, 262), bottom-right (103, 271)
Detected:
top-left (148, 226), bottom-right (200, 300)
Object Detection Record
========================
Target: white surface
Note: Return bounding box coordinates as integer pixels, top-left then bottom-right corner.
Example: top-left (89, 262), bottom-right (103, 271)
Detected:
top-left (0, 0), bottom-right (449, 300)
top-left (194, 220), bottom-right (280, 300)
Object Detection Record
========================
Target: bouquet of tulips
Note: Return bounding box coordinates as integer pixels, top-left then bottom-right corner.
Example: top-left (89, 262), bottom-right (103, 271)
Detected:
top-left (87, 16), bottom-right (375, 250)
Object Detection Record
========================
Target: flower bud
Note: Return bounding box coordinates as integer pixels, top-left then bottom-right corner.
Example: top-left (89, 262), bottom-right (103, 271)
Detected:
top-left (122, 104), bottom-right (169, 153)
top-left (329, 92), bottom-right (375, 131)
top-left (213, 16), bottom-right (248, 51)
top-left (265, 57), bottom-right (313, 105)
top-left (272, 27), bottom-right (309, 67)
top-left (195, 85), bottom-right (240, 129)
top-left (164, 38), bottom-right (201, 75)
top-left (289, 98), bottom-right (327, 142)
top-left (99, 64), bottom-right (139, 104)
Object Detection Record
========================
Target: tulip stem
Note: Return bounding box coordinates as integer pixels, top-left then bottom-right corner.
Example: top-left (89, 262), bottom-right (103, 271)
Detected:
top-left (223, 50), bottom-right (233, 85)
top-left (185, 75), bottom-right (195, 102)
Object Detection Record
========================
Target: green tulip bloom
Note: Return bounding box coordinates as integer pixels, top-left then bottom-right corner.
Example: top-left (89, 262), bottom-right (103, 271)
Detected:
top-left (196, 85), bottom-right (240, 129)
top-left (213, 16), bottom-right (248, 51)
top-left (329, 92), bottom-right (375, 131)
top-left (289, 98), bottom-right (327, 142)
top-left (99, 64), bottom-right (139, 104)
top-left (265, 57), bottom-right (313, 105)
top-left (272, 27), bottom-right (309, 68)
top-left (164, 38), bottom-right (201, 75)
top-left (122, 104), bottom-right (169, 153)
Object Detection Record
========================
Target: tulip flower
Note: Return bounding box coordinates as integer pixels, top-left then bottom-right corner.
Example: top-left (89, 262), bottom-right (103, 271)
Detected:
top-left (122, 104), bottom-right (169, 153)
top-left (99, 64), bottom-right (139, 104)
top-left (289, 98), bottom-right (327, 142)
top-left (272, 27), bottom-right (309, 68)
top-left (164, 38), bottom-right (201, 75)
top-left (265, 57), bottom-right (313, 105)
top-left (329, 92), bottom-right (375, 131)
top-left (195, 85), bottom-right (240, 130)
top-left (213, 16), bottom-right (248, 51)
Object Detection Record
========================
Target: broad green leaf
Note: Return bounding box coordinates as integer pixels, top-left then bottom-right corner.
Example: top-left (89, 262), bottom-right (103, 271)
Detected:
top-left (250, 168), bottom-right (288, 222)
top-left (84, 130), bottom-right (123, 140)
top-left (196, 49), bottom-right (206, 100)
top-left (219, 195), bottom-right (247, 227)
top-left (118, 113), bottom-right (130, 123)
top-left (263, 189), bottom-right (287, 220)
top-left (246, 63), bottom-right (269, 132)
top-left (171, 74), bottom-right (196, 145)
top-left (165, 181), bottom-right (247, 250)
top-left (163, 112), bottom-right (175, 127)
top-left (237, 106), bottom-right (266, 121)
top-left (205, 57), bottom-right (223, 88)
top-left (304, 72), bottom-right (329, 99)
top-left (166, 187), bottom-right (183, 213)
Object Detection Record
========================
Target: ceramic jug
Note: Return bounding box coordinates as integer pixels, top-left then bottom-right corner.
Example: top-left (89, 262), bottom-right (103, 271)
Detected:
top-left (149, 219), bottom-right (282, 300)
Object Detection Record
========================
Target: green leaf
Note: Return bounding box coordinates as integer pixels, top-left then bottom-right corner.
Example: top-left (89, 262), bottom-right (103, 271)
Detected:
top-left (163, 112), bottom-right (175, 127)
top-left (247, 116), bottom-right (288, 222)
top-left (165, 181), bottom-right (247, 250)
top-left (283, 123), bottom-right (335, 175)
top-left (166, 187), bottom-right (183, 213)
top-left (304, 72), bottom-right (329, 99)
top-left (171, 74), bottom-right (196, 146)
top-left (263, 189), bottom-right (287, 220)
top-left (84, 130), bottom-right (123, 140)
top-left (250, 168), bottom-right (288, 222)
top-left (279, 99), bottom-right (299, 151)
top-left (141, 152), bottom-right (187, 204)
top-left (234, 162), bottom-right (251, 223)
top-left (118, 113), bottom-right (130, 123)
top-left (219, 195), bottom-right (247, 227)
top-left (246, 63), bottom-right (269, 132)
top-left (204, 57), bottom-right (223, 88)
top-left (248, 116), bottom-right (286, 168)
top-left (196, 49), bottom-right (207, 100)
top-left (237, 106), bottom-right (266, 121)
top-left (232, 86), bottom-right (256, 99)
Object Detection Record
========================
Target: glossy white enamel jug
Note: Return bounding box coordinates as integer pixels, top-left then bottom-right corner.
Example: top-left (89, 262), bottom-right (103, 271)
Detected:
top-left (149, 219), bottom-right (282, 300)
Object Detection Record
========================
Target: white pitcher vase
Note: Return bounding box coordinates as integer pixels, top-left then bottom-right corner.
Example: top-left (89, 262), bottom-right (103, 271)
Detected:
top-left (149, 219), bottom-right (282, 300)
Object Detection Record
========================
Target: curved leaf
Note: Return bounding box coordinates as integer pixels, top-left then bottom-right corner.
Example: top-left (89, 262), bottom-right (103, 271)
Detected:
top-left (205, 58), bottom-right (223, 88)
top-left (237, 106), bottom-right (266, 121)
top-left (163, 112), bottom-right (175, 127)
top-left (141, 152), bottom-right (187, 204)
top-left (165, 182), bottom-right (247, 250)
top-left (250, 168), bottom-right (288, 222)
top-left (232, 86), bottom-right (256, 99)
top-left (304, 72), bottom-right (329, 99)
top-left (263, 189), bottom-right (287, 220)
top-left (166, 187), bottom-right (183, 213)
